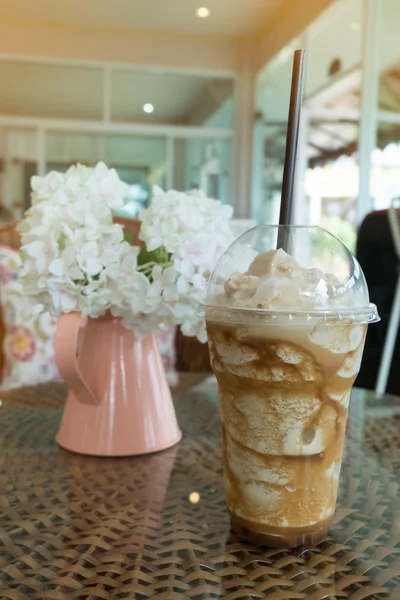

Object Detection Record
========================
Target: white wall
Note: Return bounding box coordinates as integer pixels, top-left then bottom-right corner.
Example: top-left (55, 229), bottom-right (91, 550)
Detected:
top-left (0, 21), bottom-right (238, 74)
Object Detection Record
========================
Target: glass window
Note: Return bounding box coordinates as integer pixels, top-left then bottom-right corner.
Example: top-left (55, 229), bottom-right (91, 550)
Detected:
top-left (46, 132), bottom-right (167, 217)
top-left (111, 69), bottom-right (234, 128)
top-left (256, 0), bottom-right (363, 118)
top-left (256, 45), bottom-right (294, 124)
top-left (261, 125), bottom-right (285, 225)
top-left (255, 0), bottom-right (363, 246)
top-left (172, 138), bottom-right (231, 204)
top-left (306, 0), bottom-right (363, 109)
top-left (304, 120), bottom-right (359, 252)
top-left (46, 132), bottom-right (102, 166)
top-left (378, 0), bottom-right (400, 112)
top-left (0, 61), bottom-right (103, 120)
top-left (371, 124), bottom-right (400, 211)
top-left (255, 43), bottom-right (299, 225)
top-left (106, 135), bottom-right (167, 216)
top-left (2, 129), bottom-right (39, 220)
top-left (10, 131), bottom-right (231, 219)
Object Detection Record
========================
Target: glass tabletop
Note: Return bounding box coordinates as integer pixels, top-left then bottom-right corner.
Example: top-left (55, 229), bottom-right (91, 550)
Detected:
top-left (0, 379), bottom-right (400, 599)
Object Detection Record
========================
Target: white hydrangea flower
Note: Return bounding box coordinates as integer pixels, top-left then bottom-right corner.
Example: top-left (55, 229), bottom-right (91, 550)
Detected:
top-left (19, 169), bottom-right (234, 343)
top-left (138, 186), bottom-right (234, 342)
top-left (181, 318), bottom-right (208, 344)
top-left (18, 162), bottom-right (136, 320)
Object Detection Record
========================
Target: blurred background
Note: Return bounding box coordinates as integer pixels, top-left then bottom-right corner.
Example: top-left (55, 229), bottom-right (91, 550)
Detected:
top-left (0, 0), bottom-right (396, 249)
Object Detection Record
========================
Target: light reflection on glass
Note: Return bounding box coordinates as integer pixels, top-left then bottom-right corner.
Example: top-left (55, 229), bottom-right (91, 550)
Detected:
top-left (189, 491), bottom-right (200, 504)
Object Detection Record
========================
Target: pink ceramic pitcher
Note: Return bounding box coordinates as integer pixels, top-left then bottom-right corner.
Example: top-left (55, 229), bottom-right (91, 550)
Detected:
top-left (54, 312), bottom-right (182, 456)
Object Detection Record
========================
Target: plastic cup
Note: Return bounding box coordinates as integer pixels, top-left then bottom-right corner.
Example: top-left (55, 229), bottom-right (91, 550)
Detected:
top-left (201, 225), bottom-right (379, 548)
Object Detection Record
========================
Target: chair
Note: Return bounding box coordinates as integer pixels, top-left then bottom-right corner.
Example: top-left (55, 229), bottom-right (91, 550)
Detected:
top-left (0, 217), bottom-right (143, 250)
top-left (356, 207), bottom-right (400, 394)
top-left (113, 216), bottom-right (143, 246)
top-left (0, 220), bottom-right (22, 251)
top-left (376, 200), bottom-right (400, 393)
top-left (0, 221), bottom-right (22, 378)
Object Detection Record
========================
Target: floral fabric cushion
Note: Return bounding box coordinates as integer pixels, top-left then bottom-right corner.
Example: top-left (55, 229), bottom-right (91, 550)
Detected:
top-left (0, 246), bottom-right (60, 389)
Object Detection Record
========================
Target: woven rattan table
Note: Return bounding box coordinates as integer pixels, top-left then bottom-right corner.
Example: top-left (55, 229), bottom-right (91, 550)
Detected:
top-left (1, 378), bottom-right (400, 599)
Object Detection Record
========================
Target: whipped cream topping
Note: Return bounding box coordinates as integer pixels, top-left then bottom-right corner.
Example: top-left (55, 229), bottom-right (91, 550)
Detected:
top-left (220, 249), bottom-right (354, 310)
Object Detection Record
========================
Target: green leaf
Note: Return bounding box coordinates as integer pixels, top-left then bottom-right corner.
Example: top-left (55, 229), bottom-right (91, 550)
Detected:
top-left (137, 245), bottom-right (170, 267)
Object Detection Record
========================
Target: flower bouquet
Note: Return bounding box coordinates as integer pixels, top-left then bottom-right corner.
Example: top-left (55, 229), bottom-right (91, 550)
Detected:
top-left (18, 162), bottom-right (234, 341)
top-left (17, 162), bottom-right (234, 456)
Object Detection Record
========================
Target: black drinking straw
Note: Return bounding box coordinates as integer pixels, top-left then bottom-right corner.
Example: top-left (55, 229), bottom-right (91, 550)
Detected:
top-left (278, 49), bottom-right (306, 249)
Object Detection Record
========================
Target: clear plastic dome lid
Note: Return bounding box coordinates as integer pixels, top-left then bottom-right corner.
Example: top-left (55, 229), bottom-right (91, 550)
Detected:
top-left (201, 225), bottom-right (379, 325)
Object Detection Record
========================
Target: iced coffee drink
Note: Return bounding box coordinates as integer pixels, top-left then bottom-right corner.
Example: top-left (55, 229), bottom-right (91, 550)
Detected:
top-left (203, 226), bottom-right (378, 548)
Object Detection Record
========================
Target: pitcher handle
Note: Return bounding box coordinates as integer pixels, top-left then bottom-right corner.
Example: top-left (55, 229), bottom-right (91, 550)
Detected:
top-left (54, 312), bottom-right (98, 405)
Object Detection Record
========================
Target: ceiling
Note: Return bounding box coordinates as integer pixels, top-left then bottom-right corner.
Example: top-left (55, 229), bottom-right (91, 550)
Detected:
top-left (111, 70), bottom-right (233, 125)
top-left (0, 0), bottom-right (283, 37)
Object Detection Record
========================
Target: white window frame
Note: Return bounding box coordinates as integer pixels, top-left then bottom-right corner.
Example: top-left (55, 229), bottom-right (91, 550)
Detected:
top-left (0, 53), bottom-right (235, 203)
